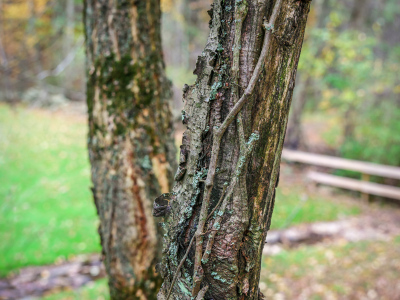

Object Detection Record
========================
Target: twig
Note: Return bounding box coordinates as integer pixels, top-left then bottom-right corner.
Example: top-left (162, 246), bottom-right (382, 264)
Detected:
top-left (37, 39), bottom-right (84, 80)
top-left (191, 0), bottom-right (283, 296)
top-left (200, 0), bottom-right (250, 267)
top-left (232, 0), bottom-right (248, 149)
top-left (165, 185), bottom-right (227, 300)
top-left (165, 234), bottom-right (196, 300)
top-left (195, 285), bottom-right (209, 300)
top-left (201, 134), bottom-right (258, 265)
top-left (206, 184), bottom-right (228, 220)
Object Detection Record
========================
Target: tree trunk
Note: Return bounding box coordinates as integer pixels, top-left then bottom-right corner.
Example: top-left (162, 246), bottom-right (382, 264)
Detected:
top-left (349, 0), bottom-right (370, 31)
top-left (63, 0), bottom-right (75, 96)
top-left (158, 0), bottom-right (311, 299)
top-left (0, 0), bottom-right (13, 102)
top-left (83, 1), bottom-right (177, 298)
top-left (284, 75), bottom-right (310, 150)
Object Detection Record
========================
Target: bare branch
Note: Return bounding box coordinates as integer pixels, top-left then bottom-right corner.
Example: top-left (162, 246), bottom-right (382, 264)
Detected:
top-left (37, 38), bottom-right (83, 80)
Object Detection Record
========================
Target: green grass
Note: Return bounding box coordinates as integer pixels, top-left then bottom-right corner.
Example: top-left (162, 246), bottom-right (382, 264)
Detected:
top-left (260, 237), bottom-right (400, 299)
top-left (42, 279), bottom-right (109, 300)
top-left (0, 104), bottom-right (100, 276)
top-left (271, 185), bottom-right (361, 230)
top-left (45, 237), bottom-right (400, 300)
top-left (0, 104), bottom-right (361, 277)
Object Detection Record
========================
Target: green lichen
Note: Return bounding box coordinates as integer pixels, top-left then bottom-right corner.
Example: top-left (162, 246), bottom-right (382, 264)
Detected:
top-left (210, 81), bottom-right (223, 100)
top-left (178, 281), bottom-right (191, 296)
top-left (141, 155), bottom-right (152, 170)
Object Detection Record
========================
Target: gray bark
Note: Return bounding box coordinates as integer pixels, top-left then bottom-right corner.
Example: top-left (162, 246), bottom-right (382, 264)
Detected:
top-left (158, 0), bottom-right (311, 299)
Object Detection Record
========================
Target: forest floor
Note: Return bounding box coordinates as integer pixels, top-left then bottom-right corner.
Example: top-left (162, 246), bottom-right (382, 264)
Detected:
top-left (1, 103), bottom-right (399, 299)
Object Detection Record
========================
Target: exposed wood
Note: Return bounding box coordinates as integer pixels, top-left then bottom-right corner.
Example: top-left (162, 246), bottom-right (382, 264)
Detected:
top-left (308, 171), bottom-right (400, 201)
top-left (282, 149), bottom-right (400, 180)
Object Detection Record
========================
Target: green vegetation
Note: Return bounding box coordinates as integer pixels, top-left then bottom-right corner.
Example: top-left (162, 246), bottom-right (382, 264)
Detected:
top-left (0, 104), bottom-right (362, 277)
top-left (260, 237), bottom-right (400, 299)
top-left (45, 238), bottom-right (400, 300)
top-left (297, 2), bottom-right (400, 169)
top-left (340, 106), bottom-right (400, 167)
top-left (271, 185), bottom-right (360, 230)
top-left (42, 279), bottom-right (109, 300)
top-left (0, 104), bottom-right (100, 276)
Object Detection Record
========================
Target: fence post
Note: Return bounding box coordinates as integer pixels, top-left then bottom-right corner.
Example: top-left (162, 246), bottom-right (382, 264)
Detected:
top-left (361, 173), bottom-right (370, 202)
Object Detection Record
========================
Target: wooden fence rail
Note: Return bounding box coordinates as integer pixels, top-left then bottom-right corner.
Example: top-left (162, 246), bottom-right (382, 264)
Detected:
top-left (281, 149), bottom-right (400, 201)
top-left (281, 149), bottom-right (400, 180)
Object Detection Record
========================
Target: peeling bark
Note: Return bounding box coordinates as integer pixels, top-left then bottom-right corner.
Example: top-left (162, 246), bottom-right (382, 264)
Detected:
top-left (83, 0), bottom-right (177, 299)
top-left (158, 0), bottom-right (311, 299)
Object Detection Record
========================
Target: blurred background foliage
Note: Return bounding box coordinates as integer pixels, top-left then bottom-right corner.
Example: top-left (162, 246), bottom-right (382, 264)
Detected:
top-left (1, 0), bottom-right (400, 299)
top-left (293, 0), bottom-right (400, 168)
top-left (2, 0), bottom-right (398, 167)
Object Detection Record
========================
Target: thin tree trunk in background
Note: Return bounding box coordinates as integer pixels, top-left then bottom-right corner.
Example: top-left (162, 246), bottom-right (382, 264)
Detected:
top-left (349, 0), bottom-right (370, 31)
top-left (26, 0), bottom-right (44, 94)
top-left (342, 0), bottom-right (371, 141)
top-left (158, 0), bottom-right (311, 299)
top-left (284, 76), bottom-right (310, 150)
top-left (83, 0), bottom-right (177, 298)
top-left (63, 0), bottom-right (74, 96)
top-left (0, 0), bottom-right (12, 102)
top-left (343, 105), bottom-right (356, 140)
top-left (284, 0), bottom-right (323, 150)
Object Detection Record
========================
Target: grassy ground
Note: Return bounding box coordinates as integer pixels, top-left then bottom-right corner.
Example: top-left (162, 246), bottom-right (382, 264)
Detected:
top-left (0, 105), bottom-right (100, 276)
top-left (41, 279), bottom-right (109, 300)
top-left (271, 184), bottom-right (360, 230)
top-left (0, 104), bottom-right (361, 278)
top-left (44, 237), bottom-right (400, 300)
top-left (259, 236), bottom-right (400, 299)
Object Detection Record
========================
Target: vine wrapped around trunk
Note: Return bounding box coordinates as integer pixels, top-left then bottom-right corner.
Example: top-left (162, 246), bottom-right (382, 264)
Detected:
top-left (83, 0), bottom-right (177, 298)
top-left (157, 0), bottom-right (311, 299)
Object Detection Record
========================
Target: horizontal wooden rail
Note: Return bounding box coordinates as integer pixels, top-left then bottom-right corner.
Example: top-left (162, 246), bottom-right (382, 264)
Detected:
top-left (308, 171), bottom-right (400, 201)
top-left (282, 149), bottom-right (400, 180)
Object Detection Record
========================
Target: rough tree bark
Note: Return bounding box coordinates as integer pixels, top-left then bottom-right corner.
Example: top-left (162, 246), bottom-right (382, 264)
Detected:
top-left (83, 1), bottom-right (177, 299)
top-left (157, 0), bottom-right (311, 299)
top-left (158, 0), bottom-right (310, 300)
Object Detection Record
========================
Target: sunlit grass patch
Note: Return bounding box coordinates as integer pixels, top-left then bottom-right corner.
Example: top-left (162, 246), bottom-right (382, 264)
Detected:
top-left (0, 104), bottom-right (361, 277)
top-left (42, 278), bottom-right (109, 300)
top-left (44, 238), bottom-right (400, 299)
top-left (260, 237), bottom-right (400, 299)
top-left (271, 185), bottom-right (361, 230)
top-left (0, 104), bottom-right (100, 276)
